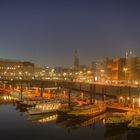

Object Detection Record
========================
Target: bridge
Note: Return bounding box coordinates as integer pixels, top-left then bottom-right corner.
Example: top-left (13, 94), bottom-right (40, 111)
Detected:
top-left (0, 79), bottom-right (139, 101)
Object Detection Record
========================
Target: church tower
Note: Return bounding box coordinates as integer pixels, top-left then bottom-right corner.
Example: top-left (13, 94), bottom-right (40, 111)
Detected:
top-left (73, 50), bottom-right (79, 69)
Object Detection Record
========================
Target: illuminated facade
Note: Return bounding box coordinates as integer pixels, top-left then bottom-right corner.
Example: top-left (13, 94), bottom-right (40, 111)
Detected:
top-left (126, 57), bottom-right (140, 83)
top-left (106, 58), bottom-right (126, 81)
top-left (0, 59), bottom-right (49, 80)
top-left (0, 59), bottom-right (34, 79)
top-left (95, 59), bottom-right (107, 82)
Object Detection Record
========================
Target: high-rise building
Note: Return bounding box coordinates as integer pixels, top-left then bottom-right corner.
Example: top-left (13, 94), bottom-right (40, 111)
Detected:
top-left (91, 61), bottom-right (97, 77)
top-left (125, 50), bottom-right (134, 59)
top-left (95, 59), bottom-right (107, 81)
top-left (106, 58), bottom-right (126, 81)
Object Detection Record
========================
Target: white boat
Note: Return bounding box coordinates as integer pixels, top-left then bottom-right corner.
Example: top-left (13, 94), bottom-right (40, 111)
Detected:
top-left (10, 91), bottom-right (27, 99)
top-left (28, 100), bottom-right (61, 115)
top-left (19, 99), bottom-right (49, 107)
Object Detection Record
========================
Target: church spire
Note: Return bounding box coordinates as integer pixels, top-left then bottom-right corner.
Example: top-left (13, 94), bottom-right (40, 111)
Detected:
top-left (73, 49), bottom-right (79, 69)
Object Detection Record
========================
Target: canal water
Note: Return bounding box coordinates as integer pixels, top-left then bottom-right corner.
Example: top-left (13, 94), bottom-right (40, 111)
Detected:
top-left (0, 95), bottom-right (140, 140)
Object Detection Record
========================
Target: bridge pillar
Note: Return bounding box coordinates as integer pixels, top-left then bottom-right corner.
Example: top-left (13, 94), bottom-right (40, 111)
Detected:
top-left (90, 84), bottom-right (94, 104)
top-left (68, 89), bottom-right (71, 108)
top-left (40, 82), bottom-right (44, 97)
top-left (27, 82), bottom-right (31, 90)
top-left (3, 83), bottom-right (6, 89)
top-left (93, 84), bottom-right (96, 104)
top-left (119, 86), bottom-right (122, 102)
top-left (12, 81), bottom-right (15, 91)
top-left (40, 87), bottom-right (44, 97)
top-left (102, 86), bottom-right (105, 101)
top-left (80, 83), bottom-right (82, 91)
top-left (138, 85), bottom-right (140, 107)
top-left (128, 86), bottom-right (131, 106)
top-left (20, 84), bottom-right (23, 100)
top-left (56, 86), bottom-right (60, 93)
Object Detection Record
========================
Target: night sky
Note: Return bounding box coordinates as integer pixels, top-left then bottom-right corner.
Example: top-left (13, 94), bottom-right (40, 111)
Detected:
top-left (0, 0), bottom-right (140, 67)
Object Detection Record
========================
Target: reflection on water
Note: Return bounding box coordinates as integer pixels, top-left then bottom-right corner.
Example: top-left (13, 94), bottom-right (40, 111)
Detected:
top-left (0, 95), bottom-right (140, 140)
top-left (27, 113), bottom-right (58, 123)
top-left (0, 95), bottom-right (15, 103)
top-left (56, 114), bottom-right (105, 129)
top-left (105, 128), bottom-right (127, 140)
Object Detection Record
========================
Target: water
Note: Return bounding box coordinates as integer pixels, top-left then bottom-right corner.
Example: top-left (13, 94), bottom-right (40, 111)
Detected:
top-left (0, 97), bottom-right (139, 140)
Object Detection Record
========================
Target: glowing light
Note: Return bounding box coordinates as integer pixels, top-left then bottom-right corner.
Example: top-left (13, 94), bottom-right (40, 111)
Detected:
top-left (87, 71), bottom-right (91, 74)
top-left (63, 73), bottom-right (67, 76)
top-left (100, 69), bottom-right (105, 73)
top-left (135, 81), bottom-right (138, 85)
top-left (95, 76), bottom-right (98, 81)
top-left (123, 67), bottom-right (128, 72)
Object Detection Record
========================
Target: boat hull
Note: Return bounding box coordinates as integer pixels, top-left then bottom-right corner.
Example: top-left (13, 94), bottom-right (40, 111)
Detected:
top-left (105, 122), bottom-right (129, 129)
top-left (28, 110), bottom-right (58, 115)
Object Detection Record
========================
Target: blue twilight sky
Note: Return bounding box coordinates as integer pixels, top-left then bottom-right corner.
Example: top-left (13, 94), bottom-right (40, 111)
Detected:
top-left (0, 0), bottom-right (140, 67)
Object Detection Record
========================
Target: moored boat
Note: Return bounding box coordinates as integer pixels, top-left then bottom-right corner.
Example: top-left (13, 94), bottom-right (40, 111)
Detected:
top-left (128, 115), bottom-right (140, 130)
top-left (105, 115), bottom-right (131, 129)
top-left (28, 100), bottom-right (61, 115)
top-left (67, 104), bottom-right (106, 117)
top-left (18, 99), bottom-right (49, 107)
